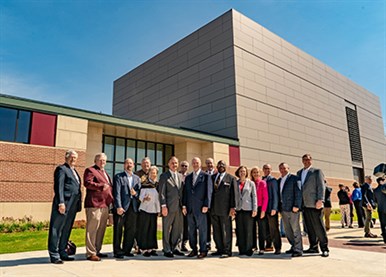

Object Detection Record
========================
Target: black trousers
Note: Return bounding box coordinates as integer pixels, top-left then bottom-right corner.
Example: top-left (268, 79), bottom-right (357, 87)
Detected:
top-left (353, 200), bottom-right (365, 227)
top-left (48, 196), bottom-right (79, 261)
top-left (235, 210), bottom-right (254, 254)
top-left (211, 214), bottom-right (232, 255)
top-left (183, 215), bottom-right (189, 243)
top-left (379, 210), bottom-right (386, 243)
top-left (267, 212), bottom-right (282, 250)
top-left (253, 207), bottom-right (269, 250)
top-left (303, 207), bottom-right (329, 252)
top-left (187, 212), bottom-right (208, 253)
top-left (113, 204), bottom-right (138, 255)
top-left (136, 211), bottom-right (158, 250)
top-left (206, 212), bottom-right (212, 246)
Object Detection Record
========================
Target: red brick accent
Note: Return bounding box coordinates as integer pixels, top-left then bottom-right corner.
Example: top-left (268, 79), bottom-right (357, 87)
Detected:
top-left (0, 142), bottom-right (85, 202)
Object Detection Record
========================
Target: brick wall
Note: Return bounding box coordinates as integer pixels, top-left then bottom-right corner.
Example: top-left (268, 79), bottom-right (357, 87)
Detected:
top-left (0, 142), bottom-right (85, 202)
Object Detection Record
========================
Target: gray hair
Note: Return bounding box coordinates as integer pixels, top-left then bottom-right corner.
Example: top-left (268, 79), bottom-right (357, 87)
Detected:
top-left (94, 153), bottom-right (107, 163)
top-left (65, 149), bottom-right (78, 159)
top-left (142, 157), bottom-right (151, 163)
top-left (149, 165), bottom-right (159, 173)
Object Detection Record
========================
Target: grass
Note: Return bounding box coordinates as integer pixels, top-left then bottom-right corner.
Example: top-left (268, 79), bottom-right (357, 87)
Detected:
top-left (0, 227), bottom-right (162, 254)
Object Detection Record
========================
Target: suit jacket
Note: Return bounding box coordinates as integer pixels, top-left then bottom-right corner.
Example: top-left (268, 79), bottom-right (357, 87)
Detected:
top-left (264, 175), bottom-right (279, 213)
top-left (235, 179), bottom-right (257, 212)
top-left (297, 167), bottom-right (325, 208)
top-left (374, 185), bottom-right (386, 213)
top-left (53, 163), bottom-right (81, 212)
top-left (158, 170), bottom-right (184, 213)
top-left (113, 171), bottom-right (141, 212)
top-left (361, 182), bottom-right (376, 208)
top-left (210, 173), bottom-right (237, 216)
top-left (83, 165), bottom-right (113, 208)
top-left (278, 174), bottom-right (302, 212)
top-left (182, 170), bottom-right (212, 215)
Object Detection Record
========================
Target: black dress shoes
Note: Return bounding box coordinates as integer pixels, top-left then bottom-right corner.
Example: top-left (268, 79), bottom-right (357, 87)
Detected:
top-left (114, 254), bottom-right (124, 259)
top-left (60, 255), bottom-right (74, 261)
top-left (97, 253), bottom-right (108, 258)
top-left (51, 259), bottom-right (63, 264)
top-left (173, 250), bottom-right (185, 256)
top-left (291, 252), bottom-right (303, 257)
top-left (321, 251), bottom-right (329, 257)
top-left (304, 248), bottom-right (319, 254)
top-left (285, 249), bottom-right (294, 254)
top-left (274, 249), bottom-right (281, 255)
top-left (150, 250), bottom-right (158, 256)
top-left (164, 252), bottom-right (174, 258)
top-left (211, 251), bottom-right (222, 256)
top-left (124, 253), bottom-right (134, 257)
top-left (143, 251), bottom-right (151, 257)
top-left (187, 251), bottom-right (198, 257)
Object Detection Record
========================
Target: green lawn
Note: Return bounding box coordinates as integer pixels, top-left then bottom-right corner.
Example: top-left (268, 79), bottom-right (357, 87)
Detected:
top-left (0, 227), bottom-right (162, 254)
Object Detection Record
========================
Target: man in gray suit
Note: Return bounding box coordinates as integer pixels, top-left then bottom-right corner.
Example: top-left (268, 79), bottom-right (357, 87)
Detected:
top-left (159, 156), bottom-right (185, 258)
top-left (278, 163), bottom-right (303, 257)
top-left (297, 154), bottom-right (329, 257)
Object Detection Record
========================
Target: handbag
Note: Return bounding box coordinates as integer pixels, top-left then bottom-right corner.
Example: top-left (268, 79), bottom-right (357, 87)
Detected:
top-left (65, 240), bottom-right (77, 256)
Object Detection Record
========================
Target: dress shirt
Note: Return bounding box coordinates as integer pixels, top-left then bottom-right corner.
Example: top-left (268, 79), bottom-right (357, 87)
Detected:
top-left (301, 166), bottom-right (311, 185)
top-left (280, 173), bottom-right (289, 198)
top-left (125, 171), bottom-right (134, 190)
top-left (193, 169), bottom-right (201, 185)
top-left (70, 167), bottom-right (80, 183)
top-left (214, 172), bottom-right (225, 185)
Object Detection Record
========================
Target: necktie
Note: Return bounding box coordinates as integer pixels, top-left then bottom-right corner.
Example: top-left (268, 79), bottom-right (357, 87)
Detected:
top-left (71, 168), bottom-right (80, 183)
top-left (193, 173), bottom-right (197, 186)
top-left (215, 174), bottom-right (221, 190)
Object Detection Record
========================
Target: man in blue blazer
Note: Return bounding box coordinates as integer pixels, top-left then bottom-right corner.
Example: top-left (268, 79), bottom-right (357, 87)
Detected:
top-left (48, 150), bottom-right (82, 264)
top-left (278, 162), bottom-right (303, 257)
top-left (182, 157), bottom-right (213, 258)
top-left (113, 158), bottom-right (141, 258)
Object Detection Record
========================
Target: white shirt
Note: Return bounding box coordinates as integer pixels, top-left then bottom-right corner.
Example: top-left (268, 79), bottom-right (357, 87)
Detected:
top-left (71, 167), bottom-right (80, 183)
top-left (215, 172), bottom-right (225, 185)
top-left (193, 169), bottom-right (201, 185)
top-left (301, 166), bottom-right (311, 185)
top-left (125, 171), bottom-right (134, 190)
top-left (207, 169), bottom-right (215, 175)
top-left (280, 173), bottom-right (289, 197)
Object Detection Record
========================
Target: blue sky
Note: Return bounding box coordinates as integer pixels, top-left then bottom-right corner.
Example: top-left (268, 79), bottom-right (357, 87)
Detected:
top-left (1, 0), bottom-right (385, 130)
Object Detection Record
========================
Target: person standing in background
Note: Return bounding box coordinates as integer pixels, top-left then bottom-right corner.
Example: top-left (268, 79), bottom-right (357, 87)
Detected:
top-left (323, 181), bottom-right (332, 231)
top-left (361, 176), bottom-right (377, 238)
top-left (179, 160), bottom-right (190, 252)
top-left (337, 184), bottom-right (352, 228)
top-left (351, 182), bottom-right (365, 228)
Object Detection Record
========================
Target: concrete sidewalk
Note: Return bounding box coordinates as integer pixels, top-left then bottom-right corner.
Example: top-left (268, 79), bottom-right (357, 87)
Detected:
top-left (1, 221), bottom-right (385, 276)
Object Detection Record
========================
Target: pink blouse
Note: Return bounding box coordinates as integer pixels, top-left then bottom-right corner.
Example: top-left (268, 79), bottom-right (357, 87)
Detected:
top-left (254, 178), bottom-right (268, 212)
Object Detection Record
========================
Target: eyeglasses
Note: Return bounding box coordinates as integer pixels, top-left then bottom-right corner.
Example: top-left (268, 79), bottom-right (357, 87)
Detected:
top-left (181, 165), bottom-right (188, 167)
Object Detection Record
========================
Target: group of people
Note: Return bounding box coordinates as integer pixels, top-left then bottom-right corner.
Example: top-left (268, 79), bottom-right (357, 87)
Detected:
top-left (337, 176), bottom-right (385, 239)
top-left (47, 150), bottom-right (385, 264)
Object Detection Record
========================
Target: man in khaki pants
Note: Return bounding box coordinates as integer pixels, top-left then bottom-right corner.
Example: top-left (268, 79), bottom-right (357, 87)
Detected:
top-left (83, 153), bottom-right (114, 261)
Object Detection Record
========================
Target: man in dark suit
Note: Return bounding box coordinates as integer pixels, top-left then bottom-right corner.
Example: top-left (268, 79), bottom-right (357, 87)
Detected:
top-left (113, 158), bottom-right (141, 258)
top-left (83, 153), bottom-right (113, 261)
top-left (135, 157), bottom-right (151, 184)
top-left (205, 157), bottom-right (217, 251)
top-left (278, 163), bottom-right (303, 257)
top-left (374, 177), bottom-right (386, 243)
top-left (262, 163), bottom-right (281, 254)
top-left (210, 160), bottom-right (237, 258)
top-left (179, 160), bottom-right (190, 251)
top-left (159, 156), bottom-right (185, 258)
top-left (48, 149), bottom-right (81, 264)
top-left (297, 154), bottom-right (329, 257)
top-left (182, 157), bottom-right (212, 258)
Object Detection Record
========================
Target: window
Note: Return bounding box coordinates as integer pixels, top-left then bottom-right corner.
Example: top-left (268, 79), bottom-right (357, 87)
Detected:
top-left (102, 135), bottom-right (174, 177)
top-left (0, 107), bottom-right (31, 143)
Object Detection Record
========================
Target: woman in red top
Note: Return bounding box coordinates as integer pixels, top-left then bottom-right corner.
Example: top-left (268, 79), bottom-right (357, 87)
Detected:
top-left (250, 166), bottom-right (269, 255)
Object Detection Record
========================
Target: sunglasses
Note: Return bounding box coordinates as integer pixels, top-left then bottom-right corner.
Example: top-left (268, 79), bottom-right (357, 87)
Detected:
top-left (181, 165), bottom-right (188, 167)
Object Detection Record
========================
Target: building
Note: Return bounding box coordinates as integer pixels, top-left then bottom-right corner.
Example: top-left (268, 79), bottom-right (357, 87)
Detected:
top-left (113, 9), bottom-right (385, 185)
top-left (1, 9), bottom-right (385, 221)
top-left (0, 94), bottom-right (238, 221)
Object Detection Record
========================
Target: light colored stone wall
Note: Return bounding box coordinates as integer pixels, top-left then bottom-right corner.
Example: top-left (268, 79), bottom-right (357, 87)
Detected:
top-left (86, 122), bottom-right (104, 167)
top-left (113, 10), bottom-right (238, 139)
top-left (232, 9), bottom-right (386, 178)
top-left (56, 115), bottom-right (88, 150)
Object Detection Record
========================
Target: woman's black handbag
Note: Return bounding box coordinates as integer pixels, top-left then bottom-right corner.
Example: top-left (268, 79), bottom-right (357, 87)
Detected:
top-left (65, 240), bottom-right (77, 256)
